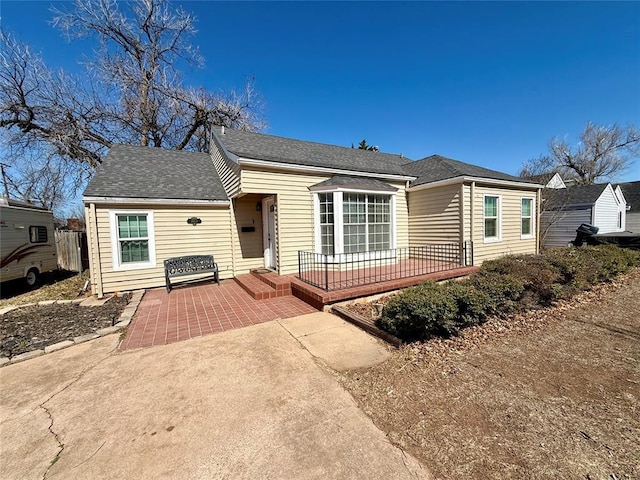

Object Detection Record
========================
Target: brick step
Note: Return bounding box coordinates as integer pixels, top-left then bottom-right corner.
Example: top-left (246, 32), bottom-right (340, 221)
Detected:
top-left (250, 270), bottom-right (292, 296)
top-left (234, 274), bottom-right (278, 300)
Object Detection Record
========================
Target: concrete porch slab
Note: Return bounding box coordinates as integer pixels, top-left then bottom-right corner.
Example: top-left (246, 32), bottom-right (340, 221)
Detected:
top-left (278, 312), bottom-right (392, 371)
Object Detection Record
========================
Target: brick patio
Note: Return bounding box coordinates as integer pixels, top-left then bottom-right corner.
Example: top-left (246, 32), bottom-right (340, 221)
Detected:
top-left (120, 279), bottom-right (317, 350)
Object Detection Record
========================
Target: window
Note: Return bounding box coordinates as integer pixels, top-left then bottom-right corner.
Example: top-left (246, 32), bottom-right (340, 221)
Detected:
top-left (367, 195), bottom-right (391, 251)
top-left (319, 193), bottom-right (334, 255)
top-left (109, 211), bottom-right (156, 270)
top-left (618, 212), bottom-right (622, 229)
top-left (314, 191), bottom-right (394, 256)
top-left (521, 198), bottom-right (534, 238)
top-left (29, 226), bottom-right (48, 243)
top-left (483, 195), bottom-right (501, 241)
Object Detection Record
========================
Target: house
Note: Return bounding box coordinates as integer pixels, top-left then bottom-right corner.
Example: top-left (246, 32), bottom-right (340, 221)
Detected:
top-left (527, 172), bottom-right (567, 189)
top-left (540, 183), bottom-right (627, 248)
top-left (616, 181), bottom-right (640, 232)
top-left (83, 128), bottom-right (542, 298)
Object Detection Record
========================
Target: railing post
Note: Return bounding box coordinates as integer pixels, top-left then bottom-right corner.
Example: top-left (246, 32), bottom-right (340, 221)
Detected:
top-left (298, 251), bottom-right (302, 279)
top-left (324, 253), bottom-right (329, 291)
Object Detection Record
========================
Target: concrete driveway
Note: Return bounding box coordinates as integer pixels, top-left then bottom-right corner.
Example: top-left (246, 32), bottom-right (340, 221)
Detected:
top-left (0, 314), bottom-right (430, 479)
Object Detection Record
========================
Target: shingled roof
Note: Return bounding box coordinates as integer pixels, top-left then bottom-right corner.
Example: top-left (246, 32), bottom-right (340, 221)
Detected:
top-left (543, 183), bottom-right (609, 208)
top-left (616, 181), bottom-right (640, 209)
top-left (84, 144), bottom-right (228, 201)
top-left (309, 176), bottom-right (397, 192)
top-left (404, 154), bottom-right (536, 187)
top-left (213, 126), bottom-right (411, 177)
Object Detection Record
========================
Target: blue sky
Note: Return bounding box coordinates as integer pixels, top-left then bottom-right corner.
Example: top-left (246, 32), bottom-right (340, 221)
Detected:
top-left (2, 1), bottom-right (639, 181)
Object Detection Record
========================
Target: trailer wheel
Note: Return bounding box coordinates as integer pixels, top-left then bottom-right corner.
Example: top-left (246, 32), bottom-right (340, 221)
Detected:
top-left (26, 268), bottom-right (40, 287)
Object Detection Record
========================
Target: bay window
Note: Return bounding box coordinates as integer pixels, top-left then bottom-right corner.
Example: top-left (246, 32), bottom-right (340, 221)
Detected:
top-left (314, 191), bottom-right (394, 256)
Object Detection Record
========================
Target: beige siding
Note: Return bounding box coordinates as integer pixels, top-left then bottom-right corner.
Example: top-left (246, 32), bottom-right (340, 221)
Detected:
top-left (211, 140), bottom-right (241, 198)
top-left (471, 185), bottom-right (538, 264)
top-left (394, 183), bottom-right (410, 249)
top-left (408, 183), bottom-right (461, 245)
top-left (241, 168), bottom-right (324, 275)
top-left (230, 194), bottom-right (266, 274)
top-left (241, 168), bottom-right (410, 275)
top-left (94, 204), bottom-right (233, 294)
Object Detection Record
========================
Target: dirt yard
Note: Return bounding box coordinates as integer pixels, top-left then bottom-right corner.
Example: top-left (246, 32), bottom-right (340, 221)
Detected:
top-left (0, 272), bottom-right (128, 358)
top-left (339, 268), bottom-right (640, 479)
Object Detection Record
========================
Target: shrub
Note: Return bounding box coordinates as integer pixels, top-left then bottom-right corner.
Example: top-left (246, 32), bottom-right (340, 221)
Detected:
top-left (378, 281), bottom-right (458, 341)
top-left (443, 280), bottom-right (491, 327)
top-left (377, 245), bottom-right (639, 343)
top-left (468, 270), bottom-right (526, 313)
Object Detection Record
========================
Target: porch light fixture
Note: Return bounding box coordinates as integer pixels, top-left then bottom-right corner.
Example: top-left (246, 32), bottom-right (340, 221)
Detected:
top-left (187, 217), bottom-right (202, 226)
top-left (256, 202), bottom-right (262, 212)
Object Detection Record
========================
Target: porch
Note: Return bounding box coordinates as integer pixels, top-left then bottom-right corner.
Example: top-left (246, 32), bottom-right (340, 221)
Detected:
top-left (293, 242), bottom-right (477, 309)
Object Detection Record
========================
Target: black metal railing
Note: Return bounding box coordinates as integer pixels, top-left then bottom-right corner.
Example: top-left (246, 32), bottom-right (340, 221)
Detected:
top-left (298, 242), bottom-right (474, 291)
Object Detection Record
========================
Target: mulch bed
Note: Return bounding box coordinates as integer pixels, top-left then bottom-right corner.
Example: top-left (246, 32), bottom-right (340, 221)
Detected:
top-left (0, 296), bottom-right (129, 358)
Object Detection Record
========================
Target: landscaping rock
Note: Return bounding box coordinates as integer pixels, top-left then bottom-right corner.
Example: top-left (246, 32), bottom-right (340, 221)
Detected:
top-left (44, 340), bottom-right (75, 354)
top-left (11, 350), bottom-right (44, 363)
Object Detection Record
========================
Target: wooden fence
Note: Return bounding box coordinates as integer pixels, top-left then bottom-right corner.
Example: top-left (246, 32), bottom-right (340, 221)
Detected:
top-left (55, 230), bottom-right (89, 272)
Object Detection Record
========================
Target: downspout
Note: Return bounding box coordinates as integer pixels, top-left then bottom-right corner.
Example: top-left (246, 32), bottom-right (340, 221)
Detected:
top-left (470, 181), bottom-right (476, 244)
top-left (459, 182), bottom-right (465, 265)
top-left (536, 189), bottom-right (541, 254)
top-left (89, 203), bottom-right (104, 298)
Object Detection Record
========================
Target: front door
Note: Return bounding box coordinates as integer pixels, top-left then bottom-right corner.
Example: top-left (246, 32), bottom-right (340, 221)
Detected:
top-left (262, 197), bottom-right (277, 269)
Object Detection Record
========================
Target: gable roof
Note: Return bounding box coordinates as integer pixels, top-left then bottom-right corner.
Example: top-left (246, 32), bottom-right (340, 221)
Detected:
top-left (405, 154), bottom-right (536, 187)
top-left (616, 181), bottom-right (640, 209)
top-left (309, 176), bottom-right (397, 192)
top-left (84, 144), bottom-right (228, 202)
top-left (543, 183), bottom-right (609, 208)
top-left (213, 126), bottom-right (411, 177)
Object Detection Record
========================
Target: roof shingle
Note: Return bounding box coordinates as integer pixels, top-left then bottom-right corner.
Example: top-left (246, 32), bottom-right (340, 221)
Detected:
top-left (84, 144), bottom-right (228, 201)
top-left (214, 126), bottom-right (411, 177)
top-left (404, 154), bottom-right (535, 186)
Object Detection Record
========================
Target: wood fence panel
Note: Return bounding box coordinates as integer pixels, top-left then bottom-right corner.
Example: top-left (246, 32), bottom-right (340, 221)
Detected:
top-left (55, 231), bottom-right (89, 272)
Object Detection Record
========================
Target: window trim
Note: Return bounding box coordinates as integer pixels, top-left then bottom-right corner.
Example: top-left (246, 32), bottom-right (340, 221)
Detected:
top-left (29, 225), bottom-right (48, 243)
top-left (313, 189), bottom-right (397, 258)
top-left (520, 196), bottom-right (535, 240)
top-left (109, 210), bottom-right (156, 271)
top-left (483, 194), bottom-right (502, 243)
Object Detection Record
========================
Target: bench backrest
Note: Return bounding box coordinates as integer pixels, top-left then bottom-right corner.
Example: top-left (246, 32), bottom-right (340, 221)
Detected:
top-left (164, 255), bottom-right (217, 277)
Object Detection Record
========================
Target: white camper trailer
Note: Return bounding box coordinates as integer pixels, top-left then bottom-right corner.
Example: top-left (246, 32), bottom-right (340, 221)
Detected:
top-left (1, 198), bottom-right (58, 286)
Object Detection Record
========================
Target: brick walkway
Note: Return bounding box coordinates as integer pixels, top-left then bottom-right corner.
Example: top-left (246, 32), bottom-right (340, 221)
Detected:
top-left (120, 280), bottom-right (317, 350)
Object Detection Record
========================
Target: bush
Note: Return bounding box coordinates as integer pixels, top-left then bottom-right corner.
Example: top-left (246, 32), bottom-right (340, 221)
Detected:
top-left (468, 270), bottom-right (526, 313)
top-left (377, 245), bottom-right (639, 343)
top-left (378, 281), bottom-right (458, 341)
top-left (443, 280), bottom-right (491, 327)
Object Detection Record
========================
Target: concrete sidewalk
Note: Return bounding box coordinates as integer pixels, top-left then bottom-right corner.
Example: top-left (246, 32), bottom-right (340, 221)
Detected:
top-left (0, 316), bottom-right (429, 479)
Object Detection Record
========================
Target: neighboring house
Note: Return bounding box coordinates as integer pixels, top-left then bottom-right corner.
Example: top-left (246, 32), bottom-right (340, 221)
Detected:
top-left (540, 183), bottom-right (627, 248)
top-left (527, 172), bottom-right (567, 189)
top-left (83, 128), bottom-right (542, 297)
top-left (616, 181), bottom-right (640, 233)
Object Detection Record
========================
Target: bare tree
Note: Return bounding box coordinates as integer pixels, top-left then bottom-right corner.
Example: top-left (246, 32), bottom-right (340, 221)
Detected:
top-left (520, 123), bottom-right (639, 184)
top-left (0, 0), bottom-right (265, 213)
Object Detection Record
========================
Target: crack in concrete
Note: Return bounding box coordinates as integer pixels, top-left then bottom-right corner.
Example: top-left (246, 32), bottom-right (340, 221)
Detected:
top-left (39, 343), bottom-right (118, 479)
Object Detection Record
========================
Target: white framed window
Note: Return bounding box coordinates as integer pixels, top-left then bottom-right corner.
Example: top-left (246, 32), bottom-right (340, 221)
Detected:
top-left (313, 190), bottom-right (395, 256)
top-left (318, 193), bottom-right (334, 255)
top-left (109, 210), bottom-right (156, 271)
top-left (483, 195), bottom-right (501, 242)
top-left (521, 197), bottom-right (535, 239)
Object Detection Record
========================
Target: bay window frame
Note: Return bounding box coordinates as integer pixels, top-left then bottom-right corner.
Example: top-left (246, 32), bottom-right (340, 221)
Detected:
top-left (313, 189), bottom-right (396, 259)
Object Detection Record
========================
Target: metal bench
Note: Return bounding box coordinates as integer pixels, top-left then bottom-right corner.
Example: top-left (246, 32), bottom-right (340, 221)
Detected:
top-left (164, 255), bottom-right (219, 293)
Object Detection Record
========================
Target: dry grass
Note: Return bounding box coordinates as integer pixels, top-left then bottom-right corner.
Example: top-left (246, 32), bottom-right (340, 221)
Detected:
top-left (0, 271), bottom-right (91, 308)
top-left (339, 268), bottom-right (640, 479)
